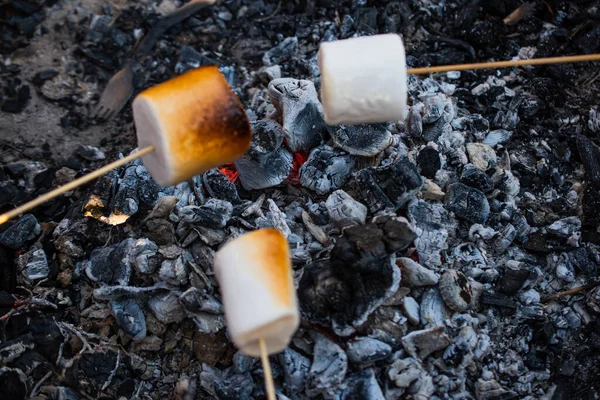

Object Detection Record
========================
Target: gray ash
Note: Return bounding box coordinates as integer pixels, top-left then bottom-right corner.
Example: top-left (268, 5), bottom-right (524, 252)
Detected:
top-left (1, 0), bottom-right (600, 399)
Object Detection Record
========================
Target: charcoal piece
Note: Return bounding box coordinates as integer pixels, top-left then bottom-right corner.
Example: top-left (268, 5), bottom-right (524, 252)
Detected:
top-left (159, 254), bottom-right (189, 286)
top-left (17, 248), bottom-right (48, 281)
top-left (438, 270), bottom-right (472, 312)
top-left (268, 78), bottom-right (327, 152)
top-left (235, 120), bottom-right (293, 190)
top-left (110, 299), bottom-right (146, 341)
top-left (355, 157), bottom-right (423, 213)
top-left (460, 164), bottom-right (494, 193)
top-left (466, 143), bottom-right (496, 170)
top-left (325, 189), bottom-right (367, 228)
top-left (306, 332), bottom-right (348, 398)
top-left (417, 147), bottom-right (441, 179)
top-left (446, 183), bottom-right (490, 224)
top-left (421, 95), bottom-right (445, 124)
top-left (346, 337), bottom-right (392, 365)
top-left (0, 214), bottom-right (40, 250)
top-left (402, 326), bottom-right (451, 359)
top-left (130, 238), bottom-right (159, 274)
top-left (481, 292), bottom-right (516, 309)
top-left (566, 247), bottom-right (597, 278)
top-left (331, 216), bottom-right (415, 274)
top-left (262, 37), bottom-right (298, 66)
top-left (300, 146), bottom-right (355, 195)
top-left (475, 379), bottom-right (517, 400)
top-left (178, 199), bottom-right (233, 228)
top-left (0, 367), bottom-right (27, 400)
top-left (330, 124), bottom-right (392, 157)
top-left (203, 169), bottom-right (240, 204)
top-left (387, 357), bottom-right (434, 398)
top-left (77, 145), bottom-right (105, 161)
top-left (0, 333), bottom-right (34, 363)
top-left (84, 238), bottom-right (135, 286)
top-left (68, 351), bottom-right (131, 393)
top-left (398, 257), bottom-right (438, 287)
top-left (214, 370), bottom-right (254, 399)
top-left (420, 287), bottom-right (451, 328)
top-left (497, 268), bottom-right (531, 295)
top-left (423, 118), bottom-right (451, 143)
top-left (547, 217), bottom-right (581, 239)
top-left (179, 287), bottom-right (224, 315)
top-left (482, 129), bottom-right (512, 147)
top-left (148, 292), bottom-right (186, 324)
top-left (340, 369), bottom-right (385, 400)
top-left (407, 200), bottom-right (455, 268)
top-left (175, 45), bottom-right (217, 74)
top-left (406, 107), bottom-right (423, 137)
top-left (233, 351), bottom-right (256, 374)
top-left (278, 348), bottom-right (311, 394)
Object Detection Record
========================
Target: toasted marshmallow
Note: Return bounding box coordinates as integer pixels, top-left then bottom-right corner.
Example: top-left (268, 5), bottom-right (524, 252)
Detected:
top-left (132, 65), bottom-right (251, 187)
top-left (213, 229), bottom-right (299, 357)
top-left (318, 33), bottom-right (408, 125)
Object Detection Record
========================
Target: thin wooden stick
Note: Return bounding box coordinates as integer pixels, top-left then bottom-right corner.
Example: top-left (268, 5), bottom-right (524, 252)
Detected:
top-left (0, 145), bottom-right (155, 225)
top-left (407, 53), bottom-right (600, 75)
top-left (543, 281), bottom-right (600, 302)
top-left (259, 338), bottom-right (276, 400)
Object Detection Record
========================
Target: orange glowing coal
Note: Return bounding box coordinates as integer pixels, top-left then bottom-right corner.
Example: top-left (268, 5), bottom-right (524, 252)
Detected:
top-left (219, 163), bottom-right (239, 182)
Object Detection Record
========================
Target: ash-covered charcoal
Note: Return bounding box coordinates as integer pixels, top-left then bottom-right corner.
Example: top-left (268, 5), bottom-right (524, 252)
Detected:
top-left (420, 287), bottom-right (451, 328)
top-left (416, 146), bottom-right (442, 179)
top-left (148, 292), bottom-right (186, 324)
top-left (346, 337), bottom-right (392, 365)
top-left (401, 326), bottom-right (451, 359)
top-left (179, 287), bottom-right (223, 315)
top-left (355, 157), bottom-right (423, 213)
top-left (0, 334), bottom-right (34, 364)
top-left (77, 144), bottom-right (106, 161)
top-left (175, 45), bottom-right (217, 74)
top-left (482, 129), bottom-right (512, 147)
top-left (325, 189), bottom-right (367, 228)
top-left (305, 332), bottom-right (348, 398)
top-left (110, 299), bottom-right (146, 341)
top-left (340, 369), bottom-right (385, 400)
top-left (438, 269), bottom-right (472, 312)
top-left (159, 253), bottom-right (190, 286)
top-left (214, 369), bottom-right (254, 399)
top-left (262, 37), bottom-right (298, 66)
top-left (397, 257), bottom-right (439, 287)
top-left (130, 238), bottom-right (159, 275)
top-left (496, 266), bottom-right (531, 296)
top-left (300, 145), bottom-right (355, 195)
top-left (0, 214), bottom-right (40, 250)
top-left (66, 351), bottom-right (131, 395)
top-left (460, 163), bottom-right (494, 193)
top-left (387, 357), bottom-right (434, 399)
top-left (203, 169), bottom-right (240, 204)
top-left (268, 78), bottom-right (327, 152)
top-left (234, 120), bottom-right (293, 190)
top-left (330, 124), bottom-right (392, 157)
top-left (278, 348), bottom-right (311, 395)
top-left (446, 183), bottom-right (490, 224)
top-left (402, 297), bottom-right (420, 326)
top-left (547, 216), bottom-right (581, 239)
top-left (17, 247), bottom-right (48, 281)
top-left (466, 143), bottom-right (496, 170)
top-left (178, 199), bottom-right (233, 228)
top-left (564, 247), bottom-right (598, 278)
top-left (84, 238), bottom-right (136, 286)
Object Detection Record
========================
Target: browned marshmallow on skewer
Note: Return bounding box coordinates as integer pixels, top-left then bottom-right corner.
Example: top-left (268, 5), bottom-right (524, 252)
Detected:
top-left (318, 33), bottom-right (408, 125)
top-left (132, 65), bottom-right (252, 187)
top-left (213, 229), bottom-right (299, 357)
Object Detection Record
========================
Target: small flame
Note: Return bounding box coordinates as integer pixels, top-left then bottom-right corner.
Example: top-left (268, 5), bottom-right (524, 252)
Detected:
top-left (219, 163), bottom-right (238, 182)
top-left (287, 152), bottom-right (308, 185)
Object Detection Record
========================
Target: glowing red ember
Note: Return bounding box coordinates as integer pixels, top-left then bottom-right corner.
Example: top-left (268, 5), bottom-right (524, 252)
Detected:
top-left (219, 163), bottom-right (238, 182)
top-left (287, 152), bottom-right (308, 185)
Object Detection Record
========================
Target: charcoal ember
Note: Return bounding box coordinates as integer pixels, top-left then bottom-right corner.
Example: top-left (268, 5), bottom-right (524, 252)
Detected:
top-left (330, 124), bottom-right (392, 157)
top-left (325, 189), bottom-right (367, 228)
top-left (130, 238), bottom-right (159, 274)
top-left (547, 217), bottom-right (581, 239)
top-left (300, 145), bottom-right (355, 195)
top-left (179, 287), bottom-right (223, 315)
top-left (496, 267), bottom-right (531, 295)
top-left (437, 129), bottom-right (467, 165)
top-left (234, 120), bottom-right (293, 190)
top-left (402, 297), bottom-right (421, 325)
top-left (214, 369), bottom-right (254, 399)
top-left (481, 292), bottom-right (516, 309)
top-left (306, 332), bottom-right (348, 398)
top-left (565, 247), bottom-right (597, 278)
top-left (203, 169), bottom-right (240, 204)
top-left (460, 164), bottom-right (494, 193)
top-left (84, 238), bottom-right (135, 286)
top-left (77, 145), bottom-right (105, 161)
top-left (443, 325), bottom-right (478, 367)
top-left (355, 158), bottom-right (423, 213)
top-left (340, 369), bottom-right (385, 400)
top-left (452, 114), bottom-right (489, 140)
top-left (68, 351), bottom-right (131, 394)
top-left (0, 333), bottom-right (34, 363)
top-left (110, 299), bottom-right (146, 341)
top-left (233, 351), bottom-right (256, 374)
top-left (0, 367), bottom-right (27, 400)
top-left (446, 183), bottom-right (490, 224)
top-left (178, 199), bottom-right (232, 228)
top-left (262, 36), bottom-right (298, 66)
top-left (417, 146), bottom-right (442, 179)
top-left (175, 45), bottom-right (217, 74)
top-left (407, 200), bottom-right (455, 268)
top-left (346, 337), bottom-right (392, 365)
top-left (93, 283), bottom-right (169, 301)
top-left (159, 253), bottom-right (190, 286)
top-left (406, 106), bottom-right (423, 137)
top-left (278, 348), bottom-right (311, 394)
top-left (482, 129), bottom-right (512, 147)
top-left (420, 287), bottom-right (451, 328)
top-left (0, 214), bottom-right (40, 250)
top-left (475, 378), bottom-right (517, 400)
top-left (423, 119), bottom-right (452, 143)
top-left (148, 292), bottom-right (186, 324)
top-left (17, 248), bottom-right (48, 281)
top-left (268, 78), bottom-right (327, 152)
top-left (387, 357), bottom-right (434, 399)
top-left (397, 257), bottom-right (438, 287)
top-left (402, 326), bottom-right (452, 359)
top-left (438, 269), bottom-right (472, 312)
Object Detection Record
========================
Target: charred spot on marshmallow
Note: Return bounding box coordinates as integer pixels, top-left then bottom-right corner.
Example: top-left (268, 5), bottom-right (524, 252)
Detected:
top-left (133, 65), bottom-right (251, 187)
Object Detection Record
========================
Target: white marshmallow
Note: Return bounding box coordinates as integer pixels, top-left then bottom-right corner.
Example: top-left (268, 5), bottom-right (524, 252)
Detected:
top-left (213, 229), bottom-right (299, 357)
top-left (318, 33), bottom-right (408, 125)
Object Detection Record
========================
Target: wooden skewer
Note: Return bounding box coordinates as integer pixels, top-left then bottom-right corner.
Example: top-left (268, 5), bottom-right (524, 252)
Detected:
top-left (542, 281), bottom-right (600, 302)
top-left (2, 53), bottom-right (600, 226)
top-left (258, 338), bottom-right (276, 400)
top-left (0, 145), bottom-right (155, 225)
top-left (407, 53), bottom-right (600, 75)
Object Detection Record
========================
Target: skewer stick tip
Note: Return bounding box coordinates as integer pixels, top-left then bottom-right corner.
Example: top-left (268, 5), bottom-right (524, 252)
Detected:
top-left (259, 338), bottom-right (276, 400)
